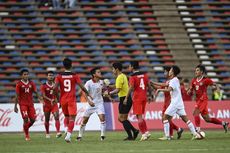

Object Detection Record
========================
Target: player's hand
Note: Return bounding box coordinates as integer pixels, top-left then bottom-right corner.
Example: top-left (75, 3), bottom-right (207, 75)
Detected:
top-left (14, 106), bottom-right (18, 113)
top-left (154, 89), bottom-right (160, 101)
top-left (123, 97), bottom-right (128, 105)
top-left (88, 101), bottom-right (95, 107)
top-left (103, 90), bottom-right (109, 97)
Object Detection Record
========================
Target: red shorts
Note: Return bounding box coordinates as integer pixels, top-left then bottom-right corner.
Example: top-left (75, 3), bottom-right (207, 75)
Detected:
top-left (133, 100), bottom-right (146, 115)
top-left (195, 100), bottom-right (208, 115)
top-left (43, 103), bottom-right (59, 113)
top-left (61, 101), bottom-right (77, 116)
top-left (19, 105), bottom-right (36, 120)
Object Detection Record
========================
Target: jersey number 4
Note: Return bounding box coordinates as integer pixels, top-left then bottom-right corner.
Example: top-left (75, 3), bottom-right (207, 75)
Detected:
top-left (64, 79), bottom-right (71, 92)
top-left (140, 78), bottom-right (145, 90)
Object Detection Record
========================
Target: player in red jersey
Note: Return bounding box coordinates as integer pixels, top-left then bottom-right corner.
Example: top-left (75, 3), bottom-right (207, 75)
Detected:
top-left (188, 64), bottom-right (229, 132)
top-left (54, 58), bottom-right (91, 143)
top-left (180, 78), bottom-right (192, 101)
top-left (124, 61), bottom-right (152, 141)
top-left (14, 69), bottom-right (43, 141)
top-left (152, 66), bottom-right (183, 139)
top-left (40, 71), bottom-right (62, 138)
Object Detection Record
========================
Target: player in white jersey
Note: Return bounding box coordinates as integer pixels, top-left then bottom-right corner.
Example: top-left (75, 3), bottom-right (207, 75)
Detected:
top-left (153, 66), bottom-right (200, 140)
top-left (77, 67), bottom-right (106, 141)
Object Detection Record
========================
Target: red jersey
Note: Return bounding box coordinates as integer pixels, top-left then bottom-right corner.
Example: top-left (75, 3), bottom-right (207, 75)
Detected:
top-left (55, 72), bottom-right (81, 103)
top-left (191, 77), bottom-right (213, 101)
top-left (40, 82), bottom-right (57, 105)
top-left (129, 71), bottom-right (149, 101)
top-left (163, 80), bottom-right (171, 107)
top-left (16, 80), bottom-right (36, 106)
top-left (181, 84), bottom-right (192, 101)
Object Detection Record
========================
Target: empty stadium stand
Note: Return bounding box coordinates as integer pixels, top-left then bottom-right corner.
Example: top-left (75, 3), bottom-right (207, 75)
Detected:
top-left (0, 0), bottom-right (229, 102)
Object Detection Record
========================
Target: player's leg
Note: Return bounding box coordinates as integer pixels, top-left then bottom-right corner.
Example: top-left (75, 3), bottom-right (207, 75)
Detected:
top-left (169, 120), bottom-right (183, 139)
top-left (77, 116), bottom-right (89, 141)
top-left (119, 96), bottom-right (137, 140)
top-left (44, 111), bottom-right (51, 138)
top-left (52, 104), bottom-right (61, 138)
top-left (202, 114), bottom-right (229, 133)
top-left (193, 108), bottom-right (201, 132)
top-left (179, 110), bottom-right (198, 139)
top-left (98, 114), bottom-right (106, 140)
top-left (97, 104), bottom-right (106, 140)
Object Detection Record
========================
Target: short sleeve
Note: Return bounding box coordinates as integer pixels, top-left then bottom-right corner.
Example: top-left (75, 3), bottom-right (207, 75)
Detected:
top-left (16, 83), bottom-right (20, 94)
top-left (31, 81), bottom-right (37, 92)
top-left (40, 85), bottom-right (45, 94)
top-left (116, 75), bottom-right (124, 89)
top-left (205, 78), bottom-right (213, 86)
top-left (84, 81), bottom-right (89, 91)
top-left (75, 75), bottom-right (82, 84)
top-left (169, 78), bottom-right (177, 90)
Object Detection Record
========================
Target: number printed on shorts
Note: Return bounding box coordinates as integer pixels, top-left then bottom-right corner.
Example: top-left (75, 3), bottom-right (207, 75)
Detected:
top-left (64, 79), bottom-right (71, 92)
top-left (139, 78), bottom-right (145, 90)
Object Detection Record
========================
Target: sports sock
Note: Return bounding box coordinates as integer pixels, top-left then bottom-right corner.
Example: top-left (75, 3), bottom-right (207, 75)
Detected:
top-left (78, 124), bottom-right (86, 137)
top-left (163, 120), bottom-right (170, 137)
top-left (122, 120), bottom-right (133, 138)
top-left (187, 120), bottom-right (197, 136)
top-left (210, 118), bottom-right (222, 125)
top-left (67, 119), bottom-right (74, 133)
top-left (100, 121), bottom-right (106, 137)
top-left (45, 121), bottom-right (49, 134)
top-left (55, 120), bottom-right (60, 133)
top-left (194, 115), bottom-right (201, 127)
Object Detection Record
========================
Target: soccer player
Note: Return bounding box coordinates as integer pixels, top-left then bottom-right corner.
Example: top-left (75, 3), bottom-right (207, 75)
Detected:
top-left (77, 67), bottom-right (106, 141)
top-left (188, 64), bottom-right (229, 132)
top-left (152, 66), bottom-right (183, 139)
top-left (181, 78), bottom-right (192, 101)
top-left (40, 71), bottom-right (62, 138)
top-left (54, 58), bottom-right (92, 143)
top-left (124, 61), bottom-right (151, 141)
top-left (14, 69), bottom-right (43, 141)
top-left (108, 62), bottom-right (139, 140)
top-left (154, 66), bottom-right (199, 140)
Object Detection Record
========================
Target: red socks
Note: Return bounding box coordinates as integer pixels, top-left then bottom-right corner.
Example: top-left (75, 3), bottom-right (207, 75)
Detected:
top-left (194, 115), bottom-right (201, 127)
top-left (68, 119), bottom-right (74, 133)
top-left (138, 119), bottom-right (147, 134)
top-left (45, 122), bottom-right (49, 134)
top-left (210, 118), bottom-right (222, 125)
top-left (55, 120), bottom-right (60, 133)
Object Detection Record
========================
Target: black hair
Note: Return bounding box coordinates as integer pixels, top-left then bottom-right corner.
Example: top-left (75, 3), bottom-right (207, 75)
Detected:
top-left (47, 71), bottom-right (54, 75)
top-left (130, 61), bottom-right (139, 69)
top-left (163, 66), bottom-right (171, 72)
top-left (63, 58), bottom-right (72, 70)
top-left (183, 78), bottom-right (189, 83)
top-left (90, 67), bottom-right (100, 77)
top-left (20, 69), bottom-right (29, 75)
top-left (112, 62), bottom-right (122, 71)
top-left (196, 64), bottom-right (206, 74)
top-left (171, 65), bottom-right (181, 76)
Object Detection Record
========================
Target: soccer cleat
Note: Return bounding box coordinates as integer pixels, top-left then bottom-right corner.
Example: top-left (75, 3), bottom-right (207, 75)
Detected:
top-left (46, 134), bottom-right (50, 139)
top-left (140, 135), bottom-right (148, 141)
top-left (65, 134), bottom-right (71, 143)
top-left (25, 136), bottom-right (30, 141)
top-left (191, 133), bottom-right (201, 140)
top-left (145, 131), bottom-right (151, 139)
top-left (123, 137), bottom-right (133, 141)
top-left (158, 136), bottom-right (171, 141)
top-left (177, 128), bottom-right (184, 139)
top-left (101, 136), bottom-right (105, 141)
top-left (56, 132), bottom-right (62, 138)
top-left (76, 137), bottom-right (82, 141)
top-left (133, 130), bottom-right (139, 140)
top-left (223, 122), bottom-right (229, 133)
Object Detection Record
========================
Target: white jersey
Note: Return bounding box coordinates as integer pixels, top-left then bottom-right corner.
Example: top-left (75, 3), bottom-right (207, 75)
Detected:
top-left (169, 77), bottom-right (184, 109)
top-left (85, 79), bottom-right (104, 106)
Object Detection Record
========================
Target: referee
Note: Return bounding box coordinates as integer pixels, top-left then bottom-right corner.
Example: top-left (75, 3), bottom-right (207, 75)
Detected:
top-left (109, 62), bottom-right (139, 140)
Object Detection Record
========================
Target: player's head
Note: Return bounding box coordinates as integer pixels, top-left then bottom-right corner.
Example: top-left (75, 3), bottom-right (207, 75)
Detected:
top-left (163, 66), bottom-right (171, 78)
top-left (47, 71), bottom-right (54, 82)
top-left (183, 78), bottom-right (190, 87)
top-left (195, 64), bottom-right (206, 77)
top-left (20, 69), bottom-right (29, 81)
top-left (112, 62), bottom-right (122, 75)
top-left (90, 67), bottom-right (102, 79)
top-left (129, 61), bottom-right (139, 71)
top-left (63, 58), bottom-right (72, 70)
top-left (169, 65), bottom-right (180, 77)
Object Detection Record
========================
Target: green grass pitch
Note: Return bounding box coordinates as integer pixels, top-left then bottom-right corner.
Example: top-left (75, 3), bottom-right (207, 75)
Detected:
top-left (0, 130), bottom-right (229, 153)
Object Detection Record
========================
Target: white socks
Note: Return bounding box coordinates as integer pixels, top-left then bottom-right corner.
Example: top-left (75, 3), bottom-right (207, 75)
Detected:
top-left (187, 120), bottom-right (197, 135)
top-left (163, 120), bottom-right (170, 137)
top-left (78, 124), bottom-right (86, 137)
top-left (100, 121), bottom-right (106, 137)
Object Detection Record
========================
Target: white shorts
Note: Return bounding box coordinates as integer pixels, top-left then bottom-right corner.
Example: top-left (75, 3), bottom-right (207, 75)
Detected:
top-left (164, 103), bottom-right (186, 117)
top-left (83, 103), bottom-right (105, 117)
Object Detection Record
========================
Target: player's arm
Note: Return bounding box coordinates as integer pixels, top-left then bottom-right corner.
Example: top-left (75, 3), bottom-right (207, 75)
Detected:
top-left (155, 86), bottom-right (173, 100)
top-left (78, 82), bottom-right (94, 103)
top-left (150, 81), bottom-right (168, 87)
top-left (14, 93), bottom-right (19, 113)
top-left (147, 82), bottom-right (154, 103)
top-left (123, 86), bottom-right (133, 105)
top-left (40, 86), bottom-right (52, 103)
